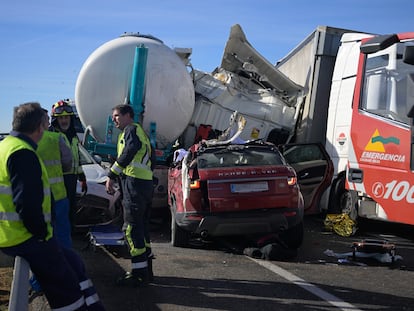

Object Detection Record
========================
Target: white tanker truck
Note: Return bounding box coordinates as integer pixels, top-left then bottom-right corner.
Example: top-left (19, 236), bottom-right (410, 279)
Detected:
top-left (75, 32), bottom-right (195, 151)
top-left (75, 33), bottom-right (196, 212)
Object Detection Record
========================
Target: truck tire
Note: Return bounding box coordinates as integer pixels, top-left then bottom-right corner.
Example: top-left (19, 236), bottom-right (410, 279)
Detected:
top-left (328, 177), bottom-right (343, 214)
top-left (339, 188), bottom-right (358, 221)
top-left (170, 203), bottom-right (190, 247)
top-left (279, 221), bottom-right (304, 249)
top-left (329, 175), bottom-right (358, 220)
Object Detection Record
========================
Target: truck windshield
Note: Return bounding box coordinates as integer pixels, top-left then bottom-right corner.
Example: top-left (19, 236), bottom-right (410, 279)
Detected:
top-left (361, 41), bottom-right (414, 125)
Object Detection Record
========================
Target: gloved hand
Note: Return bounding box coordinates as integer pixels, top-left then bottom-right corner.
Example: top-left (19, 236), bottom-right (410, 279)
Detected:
top-left (80, 180), bottom-right (88, 194)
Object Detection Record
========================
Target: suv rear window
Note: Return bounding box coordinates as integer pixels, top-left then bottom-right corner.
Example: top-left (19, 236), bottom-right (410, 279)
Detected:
top-left (197, 147), bottom-right (284, 169)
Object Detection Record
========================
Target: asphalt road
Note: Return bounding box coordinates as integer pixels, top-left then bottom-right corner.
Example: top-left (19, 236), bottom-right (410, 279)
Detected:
top-left (71, 214), bottom-right (414, 311)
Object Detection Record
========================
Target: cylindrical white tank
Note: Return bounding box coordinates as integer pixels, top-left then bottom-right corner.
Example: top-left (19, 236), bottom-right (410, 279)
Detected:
top-left (75, 33), bottom-right (195, 148)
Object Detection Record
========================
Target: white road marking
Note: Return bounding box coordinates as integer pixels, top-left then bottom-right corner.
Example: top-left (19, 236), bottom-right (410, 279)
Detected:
top-left (248, 257), bottom-right (363, 311)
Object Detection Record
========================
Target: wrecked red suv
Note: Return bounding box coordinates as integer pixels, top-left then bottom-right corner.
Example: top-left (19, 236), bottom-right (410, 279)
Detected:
top-left (168, 140), bottom-right (304, 248)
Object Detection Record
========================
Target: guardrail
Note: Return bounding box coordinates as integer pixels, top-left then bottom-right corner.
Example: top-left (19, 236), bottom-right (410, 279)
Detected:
top-left (8, 256), bottom-right (29, 311)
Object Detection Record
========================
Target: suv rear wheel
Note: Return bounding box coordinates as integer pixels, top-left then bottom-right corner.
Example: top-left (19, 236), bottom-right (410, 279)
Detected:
top-left (170, 203), bottom-right (190, 247)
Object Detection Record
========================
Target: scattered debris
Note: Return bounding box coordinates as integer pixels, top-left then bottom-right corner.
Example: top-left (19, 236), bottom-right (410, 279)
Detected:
top-left (243, 234), bottom-right (298, 261)
top-left (243, 243), bottom-right (297, 261)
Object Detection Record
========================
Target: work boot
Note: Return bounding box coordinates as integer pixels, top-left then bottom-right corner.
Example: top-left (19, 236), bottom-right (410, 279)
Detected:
top-left (115, 271), bottom-right (148, 288)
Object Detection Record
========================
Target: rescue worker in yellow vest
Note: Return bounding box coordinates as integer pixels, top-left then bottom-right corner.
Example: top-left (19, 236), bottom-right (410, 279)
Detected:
top-left (50, 99), bottom-right (88, 229)
top-left (0, 102), bottom-right (105, 310)
top-left (106, 104), bottom-right (155, 287)
top-left (38, 109), bottom-right (73, 248)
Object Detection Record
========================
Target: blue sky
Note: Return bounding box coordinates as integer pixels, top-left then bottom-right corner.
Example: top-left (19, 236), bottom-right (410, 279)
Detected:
top-left (0, 0), bottom-right (413, 133)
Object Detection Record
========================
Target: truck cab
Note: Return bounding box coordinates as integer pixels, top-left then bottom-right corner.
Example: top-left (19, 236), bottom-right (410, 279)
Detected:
top-left (344, 33), bottom-right (414, 224)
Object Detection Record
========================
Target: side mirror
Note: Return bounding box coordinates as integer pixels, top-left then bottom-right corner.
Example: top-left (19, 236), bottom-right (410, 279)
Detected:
top-left (360, 34), bottom-right (399, 54)
top-left (407, 74), bottom-right (414, 119)
top-left (403, 46), bottom-right (414, 65)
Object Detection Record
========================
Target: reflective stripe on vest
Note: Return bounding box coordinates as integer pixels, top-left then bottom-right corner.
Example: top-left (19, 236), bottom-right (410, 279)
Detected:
top-left (0, 184), bottom-right (51, 201)
top-left (37, 131), bottom-right (67, 201)
top-left (0, 211), bottom-right (51, 222)
top-left (0, 185), bottom-right (12, 195)
top-left (42, 159), bottom-right (61, 166)
top-left (114, 123), bottom-right (152, 180)
top-left (61, 134), bottom-right (83, 175)
top-left (49, 176), bottom-right (64, 185)
top-left (0, 135), bottom-right (53, 247)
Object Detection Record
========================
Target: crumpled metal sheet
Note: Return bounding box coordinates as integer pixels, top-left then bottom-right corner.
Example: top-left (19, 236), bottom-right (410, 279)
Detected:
top-left (324, 213), bottom-right (357, 237)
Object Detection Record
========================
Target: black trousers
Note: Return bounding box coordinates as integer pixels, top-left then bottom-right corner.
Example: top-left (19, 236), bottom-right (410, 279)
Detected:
top-left (120, 175), bottom-right (153, 266)
top-left (64, 173), bottom-right (78, 228)
top-left (1, 236), bottom-right (104, 310)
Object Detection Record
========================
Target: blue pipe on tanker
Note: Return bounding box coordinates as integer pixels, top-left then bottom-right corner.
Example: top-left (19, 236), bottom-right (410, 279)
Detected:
top-left (129, 44), bottom-right (148, 123)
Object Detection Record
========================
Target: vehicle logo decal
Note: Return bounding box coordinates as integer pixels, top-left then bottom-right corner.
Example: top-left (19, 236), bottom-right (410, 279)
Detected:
top-left (337, 132), bottom-right (347, 146)
top-left (360, 129), bottom-right (404, 164)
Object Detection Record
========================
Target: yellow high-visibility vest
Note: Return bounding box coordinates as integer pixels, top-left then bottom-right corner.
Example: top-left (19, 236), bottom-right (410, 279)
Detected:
top-left (37, 131), bottom-right (67, 201)
top-left (111, 123), bottom-right (152, 180)
top-left (0, 136), bottom-right (53, 247)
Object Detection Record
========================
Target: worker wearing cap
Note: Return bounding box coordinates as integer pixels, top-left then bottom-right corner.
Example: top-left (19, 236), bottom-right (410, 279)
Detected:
top-left (106, 104), bottom-right (155, 287)
top-left (0, 102), bottom-right (104, 310)
top-left (50, 99), bottom-right (87, 228)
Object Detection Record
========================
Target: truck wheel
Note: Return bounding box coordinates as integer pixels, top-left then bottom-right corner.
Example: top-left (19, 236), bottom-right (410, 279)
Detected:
top-left (339, 188), bottom-right (358, 221)
top-left (170, 209), bottom-right (190, 247)
top-left (329, 176), bottom-right (358, 219)
top-left (279, 221), bottom-right (304, 249)
top-left (328, 177), bottom-right (344, 214)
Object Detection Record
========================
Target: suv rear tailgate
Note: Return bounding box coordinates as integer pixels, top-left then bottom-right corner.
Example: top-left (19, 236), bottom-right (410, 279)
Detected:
top-left (200, 166), bottom-right (299, 212)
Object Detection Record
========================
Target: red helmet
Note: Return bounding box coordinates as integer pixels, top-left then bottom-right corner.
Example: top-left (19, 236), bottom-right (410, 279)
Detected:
top-left (51, 99), bottom-right (74, 117)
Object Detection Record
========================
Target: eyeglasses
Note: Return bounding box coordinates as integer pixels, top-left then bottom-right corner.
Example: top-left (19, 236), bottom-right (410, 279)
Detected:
top-left (53, 105), bottom-right (73, 115)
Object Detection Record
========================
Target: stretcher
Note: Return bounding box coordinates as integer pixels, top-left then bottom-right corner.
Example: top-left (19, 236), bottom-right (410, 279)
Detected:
top-left (352, 239), bottom-right (396, 262)
top-left (87, 224), bottom-right (125, 251)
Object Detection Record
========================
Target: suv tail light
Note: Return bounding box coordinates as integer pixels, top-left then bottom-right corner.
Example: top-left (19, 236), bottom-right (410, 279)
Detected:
top-left (190, 180), bottom-right (201, 189)
top-left (287, 177), bottom-right (297, 186)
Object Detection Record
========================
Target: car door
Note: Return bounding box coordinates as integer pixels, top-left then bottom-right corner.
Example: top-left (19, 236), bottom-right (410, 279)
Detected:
top-left (280, 143), bottom-right (333, 214)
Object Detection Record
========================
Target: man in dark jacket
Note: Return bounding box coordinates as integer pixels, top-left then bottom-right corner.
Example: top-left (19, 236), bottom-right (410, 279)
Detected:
top-left (0, 102), bottom-right (104, 310)
top-left (106, 104), bottom-right (155, 287)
